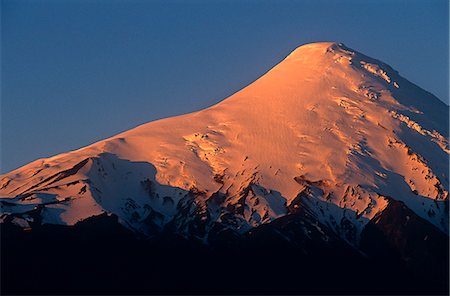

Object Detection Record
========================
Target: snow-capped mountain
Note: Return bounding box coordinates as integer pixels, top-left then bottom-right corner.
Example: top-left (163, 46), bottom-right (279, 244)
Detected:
top-left (2, 42), bottom-right (447, 241)
top-left (2, 41), bottom-right (449, 294)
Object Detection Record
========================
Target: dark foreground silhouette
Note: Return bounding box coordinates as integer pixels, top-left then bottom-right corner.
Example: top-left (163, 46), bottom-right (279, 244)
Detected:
top-left (2, 206), bottom-right (449, 296)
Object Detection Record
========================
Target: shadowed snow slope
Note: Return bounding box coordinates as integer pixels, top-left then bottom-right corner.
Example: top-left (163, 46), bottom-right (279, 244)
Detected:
top-left (1, 42), bottom-right (448, 244)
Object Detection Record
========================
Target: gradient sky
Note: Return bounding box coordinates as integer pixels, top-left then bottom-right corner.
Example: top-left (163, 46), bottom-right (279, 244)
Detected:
top-left (1, 0), bottom-right (449, 173)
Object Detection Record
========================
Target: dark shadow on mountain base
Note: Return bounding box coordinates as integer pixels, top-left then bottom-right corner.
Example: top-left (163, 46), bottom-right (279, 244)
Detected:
top-left (2, 210), bottom-right (448, 295)
top-left (360, 198), bottom-right (449, 294)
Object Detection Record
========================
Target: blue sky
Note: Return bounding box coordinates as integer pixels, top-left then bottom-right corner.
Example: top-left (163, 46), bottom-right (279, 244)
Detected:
top-left (1, 0), bottom-right (449, 173)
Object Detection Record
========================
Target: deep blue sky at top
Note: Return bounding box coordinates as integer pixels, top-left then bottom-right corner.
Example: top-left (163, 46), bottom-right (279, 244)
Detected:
top-left (1, 0), bottom-right (449, 173)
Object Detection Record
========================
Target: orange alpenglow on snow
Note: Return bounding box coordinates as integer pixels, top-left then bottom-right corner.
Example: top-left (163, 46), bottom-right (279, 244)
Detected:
top-left (1, 42), bottom-right (448, 240)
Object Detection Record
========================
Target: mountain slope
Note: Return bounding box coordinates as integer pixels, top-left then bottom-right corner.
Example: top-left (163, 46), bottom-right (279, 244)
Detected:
top-left (1, 42), bottom-right (448, 244)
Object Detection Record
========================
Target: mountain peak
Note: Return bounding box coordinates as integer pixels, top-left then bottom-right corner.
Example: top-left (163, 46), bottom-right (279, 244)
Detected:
top-left (295, 41), bottom-right (345, 50)
top-left (286, 41), bottom-right (348, 58)
top-left (1, 42), bottom-right (448, 240)
top-left (2, 41), bottom-right (449, 295)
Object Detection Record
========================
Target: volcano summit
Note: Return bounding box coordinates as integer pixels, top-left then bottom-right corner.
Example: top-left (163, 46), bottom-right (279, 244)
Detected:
top-left (1, 42), bottom-right (449, 294)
